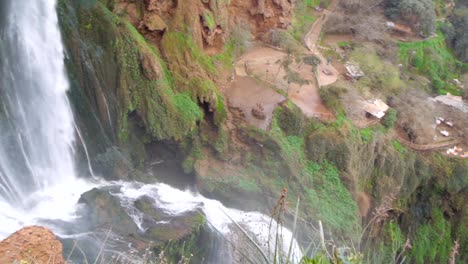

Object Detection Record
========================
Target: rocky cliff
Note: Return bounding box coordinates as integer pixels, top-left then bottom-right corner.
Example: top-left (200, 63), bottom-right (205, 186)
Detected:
top-left (56, 0), bottom-right (467, 262)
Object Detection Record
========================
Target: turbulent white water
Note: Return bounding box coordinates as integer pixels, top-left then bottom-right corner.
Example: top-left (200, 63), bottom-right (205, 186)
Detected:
top-left (0, 1), bottom-right (304, 262)
top-left (115, 182), bottom-right (303, 263)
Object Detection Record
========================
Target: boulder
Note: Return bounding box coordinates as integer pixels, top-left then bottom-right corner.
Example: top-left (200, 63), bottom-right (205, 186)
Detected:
top-left (134, 196), bottom-right (206, 242)
top-left (78, 187), bottom-right (139, 236)
top-left (0, 226), bottom-right (65, 264)
top-left (145, 209), bottom-right (205, 242)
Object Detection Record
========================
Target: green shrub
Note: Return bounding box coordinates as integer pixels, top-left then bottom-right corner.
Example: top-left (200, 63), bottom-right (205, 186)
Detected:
top-left (409, 209), bottom-right (453, 264)
top-left (319, 85), bottom-right (347, 114)
top-left (382, 108), bottom-right (397, 128)
top-left (384, 0), bottom-right (436, 35)
top-left (445, 4), bottom-right (468, 62)
top-left (275, 101), bottom-right (307, 136)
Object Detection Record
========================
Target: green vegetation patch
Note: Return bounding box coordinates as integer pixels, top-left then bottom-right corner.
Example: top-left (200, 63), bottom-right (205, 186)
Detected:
top-left (409, 209), bottom-right (453, 264)
top-left (350, 46), bottom-right (405, 96)
top-left (399, 32), bottom-right (467, 95)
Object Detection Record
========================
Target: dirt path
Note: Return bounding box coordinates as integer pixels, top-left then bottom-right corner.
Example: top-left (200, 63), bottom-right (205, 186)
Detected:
top-left (395, 135), bottom-right (459, 151)
top-left (304, 3), bottom-right (339, 87)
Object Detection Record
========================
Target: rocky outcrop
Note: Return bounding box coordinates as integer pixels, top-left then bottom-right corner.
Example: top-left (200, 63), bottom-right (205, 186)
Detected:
top-left (78, 187), bottom-right (139, 235)
top-left (229, 0), bottom-right (296, 35)
top-left (78, 188), bottom-right (206, 244)
top-left (107, 0), bottom-right (295, 52)
top-left (0, 226), bottom-right (65, 264)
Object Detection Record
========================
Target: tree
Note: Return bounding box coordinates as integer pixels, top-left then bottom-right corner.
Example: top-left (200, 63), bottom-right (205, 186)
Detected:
top-left (445, 5), bottom-right (468, 62)
top-left (384, 0), bottom-right (436, 35)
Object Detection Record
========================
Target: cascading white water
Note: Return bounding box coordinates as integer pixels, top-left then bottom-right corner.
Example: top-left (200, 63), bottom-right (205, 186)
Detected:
top-left (0, 0), bottom-right (76, 202)
top-left (0, 0), bottom-right (92, 237)
top-left (115, 182), bottom-right (304, 263)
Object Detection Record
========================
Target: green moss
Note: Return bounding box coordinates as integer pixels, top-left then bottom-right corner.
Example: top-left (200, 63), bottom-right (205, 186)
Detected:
top-left (162, 32), bottom-right (216, 75)
top-left (156, 213), bottom-right (206, 263)
top-left (112, 18), bottom-right (203, 141)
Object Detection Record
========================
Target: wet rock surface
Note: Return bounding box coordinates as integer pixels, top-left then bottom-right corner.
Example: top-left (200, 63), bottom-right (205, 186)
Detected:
top-left (78, 186), bottom-right (139, 235)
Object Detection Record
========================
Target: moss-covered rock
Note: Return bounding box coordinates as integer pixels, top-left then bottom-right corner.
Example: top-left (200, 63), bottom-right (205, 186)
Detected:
top-left (78, 187), bottom-right (139, 235)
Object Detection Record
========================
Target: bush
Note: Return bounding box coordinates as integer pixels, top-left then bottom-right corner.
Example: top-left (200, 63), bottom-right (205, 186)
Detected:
top-left (275, 102), bottom-right (307, 136)
top-left (325, 1), bottom-right (388, 42)
top-left (445, 5), bottom-right (468, 62)
top-left (384, 0), bottom-right (437, 35)
top-left (319, 85), bottom-right (347, 114)
top-left (409, 209), bottom-right (453, 264)
top-left (382, 108), bottom-right (397, 128)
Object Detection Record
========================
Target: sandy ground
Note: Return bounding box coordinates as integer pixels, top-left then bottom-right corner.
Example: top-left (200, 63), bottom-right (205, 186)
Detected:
top-left (224, 3), bottom-right (341, 128)
top-left (227, 76), bottom-right (286, 130)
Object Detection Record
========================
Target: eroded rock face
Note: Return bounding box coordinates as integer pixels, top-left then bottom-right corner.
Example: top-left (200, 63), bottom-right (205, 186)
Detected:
top-left (229, 0), bottom-right (296, 34)
top-left (111, 0), bottom-right (295, 52)
top-left (0, 226), bottom-right (65, 264)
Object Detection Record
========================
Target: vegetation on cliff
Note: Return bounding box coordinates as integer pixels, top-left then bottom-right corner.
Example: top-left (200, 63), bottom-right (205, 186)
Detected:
top-left (56, 0), bottom-right (467, 262)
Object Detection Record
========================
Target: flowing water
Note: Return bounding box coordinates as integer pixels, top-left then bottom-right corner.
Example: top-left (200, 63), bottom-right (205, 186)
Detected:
top-left (0, 0), bottom-right (93, 236)
top-left (0, 0), bottom-right (303, 262)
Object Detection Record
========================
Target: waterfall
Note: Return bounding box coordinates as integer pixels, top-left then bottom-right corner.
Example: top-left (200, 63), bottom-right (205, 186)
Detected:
top-left (0, 0), bottom-right (76, 203)
top-left (0, 0), bottom-right (92, 237)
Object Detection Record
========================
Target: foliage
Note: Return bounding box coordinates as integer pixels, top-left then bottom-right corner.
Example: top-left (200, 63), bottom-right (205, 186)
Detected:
top-left (290, 1), bottom-right (317, 41)
top-left (409, 209), bottom-right (453, 264)
top-left (350, 46), bottom-right (405, 96)
top-left (275, 101), bottom-right (307, 136)
top-left (337, 41), bottom-right (351, 49)
top-left (384, 0), bottom-right (436, 35)
top-left (399, 32), bottom-right (467, 95)
top-left (443, 5), bottom-right (468, 62)
top-left (271, 29), bottom-right (304, 53)
top-left (392, 140), bottom-right (407, 154)
top-left (319, 85), bottom-right (347, 114)
top-left (382, 108), bottom-right (397, 128)
top-left (228, 23), bottom-right (253, 55)
top-left (304, 161), bottom-right (360, 234)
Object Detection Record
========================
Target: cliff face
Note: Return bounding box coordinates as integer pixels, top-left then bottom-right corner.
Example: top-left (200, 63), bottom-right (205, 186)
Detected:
top-left (102, 0), bottom-right (295, 51)
top-left (58, 0), bottom-right (296, 181)
top-left (0, 226), bottom-right (65, 264)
